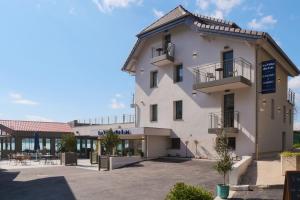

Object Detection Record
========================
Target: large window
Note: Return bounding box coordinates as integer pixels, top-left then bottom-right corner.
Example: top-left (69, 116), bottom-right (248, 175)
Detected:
top-left (150, 71), bottom-right (158, 88)
top-left (174, 64), bottom-right (183, 83)
top-left (45, 138), bottom-right (51, 151)
top-left (55, 138), bottom-right (62, 152)
top-left (22, 138), bottom-right (34, 151)
top-left (150, 104), bottom-right (158, 122)
top-left (174, 100), bottom-right (183, 120)
top-left (171, 138), bottom-right (181, 149)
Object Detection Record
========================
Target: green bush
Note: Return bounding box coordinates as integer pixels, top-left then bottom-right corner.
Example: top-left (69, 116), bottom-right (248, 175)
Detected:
top-left (293, 143), bottom-right (300, 149)
top-left (165, 182), bottom-right (213, 200)
top-left (280, 151), bottom-right (300, 157)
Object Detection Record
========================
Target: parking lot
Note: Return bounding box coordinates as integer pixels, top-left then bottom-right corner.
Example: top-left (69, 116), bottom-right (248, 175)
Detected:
top-left (0, 158), bottom-right (221, 200)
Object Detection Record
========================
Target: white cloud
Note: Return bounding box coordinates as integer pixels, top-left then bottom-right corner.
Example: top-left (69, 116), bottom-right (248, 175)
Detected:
top-left (92, 0), bottom-right (142, 13)
top-left (110, 98), bottom-right (125, 109)
top-left (196, 0), bottom-right (241, 19)
top-left (288, 76), bottom-right (300, 90)
top-left (69, 7), bottom-right (76, 15)
top-left (248, 15), bottom-right (277, 30)
top-left (115, 93), bottom-right (123, 98)
top-left (25, 115), bottom-right (53, 122)
top-left (153, 8), bottom-right (164, 18)
top-left (9, 92), bottom-right (39, 106)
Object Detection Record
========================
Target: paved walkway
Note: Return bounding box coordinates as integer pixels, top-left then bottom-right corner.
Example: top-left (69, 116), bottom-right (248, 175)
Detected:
top-left (0, 158), bottom-right (222, 200)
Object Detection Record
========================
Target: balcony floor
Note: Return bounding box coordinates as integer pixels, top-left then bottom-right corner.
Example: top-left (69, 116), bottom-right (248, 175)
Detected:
top-left (193, 76), bottom-right (251, 93)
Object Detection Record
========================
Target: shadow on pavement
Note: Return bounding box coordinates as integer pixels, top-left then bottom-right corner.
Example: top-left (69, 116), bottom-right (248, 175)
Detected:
top-left (0, 168), bottom-right (76, 200)
top-left (152, 157), bottom-right (192, 163)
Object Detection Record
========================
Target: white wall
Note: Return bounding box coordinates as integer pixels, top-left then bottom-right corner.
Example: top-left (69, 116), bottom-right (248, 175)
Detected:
top-left (134, 25), bottom-right (257, 158)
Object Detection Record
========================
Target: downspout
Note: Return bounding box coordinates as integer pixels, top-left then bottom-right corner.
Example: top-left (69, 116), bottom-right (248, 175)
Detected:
top-left (255, 44), bottom-right (260, 160)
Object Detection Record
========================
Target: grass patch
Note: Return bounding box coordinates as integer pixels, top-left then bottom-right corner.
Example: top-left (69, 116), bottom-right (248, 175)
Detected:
top-left (280, 151), bottom-right (300, 157)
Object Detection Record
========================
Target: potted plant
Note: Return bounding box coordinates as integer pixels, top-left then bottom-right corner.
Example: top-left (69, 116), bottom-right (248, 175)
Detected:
top-left (59, 134), bottom-right (77, 166)
top-left (214, 130), bottom-right (233, 199)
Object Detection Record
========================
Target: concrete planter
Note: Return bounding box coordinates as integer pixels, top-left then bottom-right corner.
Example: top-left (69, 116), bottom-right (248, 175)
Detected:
top-left (281, 155), bottom-right (300, 175)
top-left (61, 152), bottom-right (77, 166)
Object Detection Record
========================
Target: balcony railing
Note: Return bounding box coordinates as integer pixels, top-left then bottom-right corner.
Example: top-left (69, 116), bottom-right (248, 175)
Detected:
top-left (151, 42), bottom-right (175, 58)
top-left (193, 57), bottom-right (252, 84)
top-left (208, 111), bottom-right (240, 134)
top-left (74, 114), bottom-right (135, 126)
top-left (151, 43), bottom-right (175, 66)
top-left (288, 89), bottom-right (295, 105)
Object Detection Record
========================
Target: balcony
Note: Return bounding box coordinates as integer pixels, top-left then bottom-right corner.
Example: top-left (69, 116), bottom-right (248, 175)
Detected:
top-left (208, 111), bottom-right (240, 134)
top-left (193, 58), bottom-right (252, 93)
top-left (151, 43), bottom-right (175, 67)
top-left (288, 89), bottom-right (295, 106)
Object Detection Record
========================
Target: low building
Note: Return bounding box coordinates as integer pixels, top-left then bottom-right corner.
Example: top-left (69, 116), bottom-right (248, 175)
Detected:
top-left (0, 120), bottom-right (73, 159)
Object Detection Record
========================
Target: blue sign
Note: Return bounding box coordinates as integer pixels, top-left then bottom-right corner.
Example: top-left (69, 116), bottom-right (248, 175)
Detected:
top-left (261, 60), bottom-right (276, 94)
top-left (98, 129), bottom-right (131, 136)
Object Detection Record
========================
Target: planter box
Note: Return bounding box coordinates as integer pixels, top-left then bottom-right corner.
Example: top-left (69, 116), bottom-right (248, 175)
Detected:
top-left (281, 155), bottom-right (300, 175)
top-left (61, 152), bottom-right (77, 166)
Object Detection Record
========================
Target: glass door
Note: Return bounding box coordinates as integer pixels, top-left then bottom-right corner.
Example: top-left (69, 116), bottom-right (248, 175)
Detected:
top-left (223, 50), bottom-right (234, 78)
top-left (224, 94), bottom-right (234, 128)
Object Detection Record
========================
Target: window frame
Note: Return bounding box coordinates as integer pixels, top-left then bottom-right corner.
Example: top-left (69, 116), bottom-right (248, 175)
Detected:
top-left (174, 100), bottom-right (183, 120)
top-left (150, 70), bottom-right (158, 88)
top-left (150, 104), bottom-right (158, 122)
top-left (174, 64), bottom-right (183, 83)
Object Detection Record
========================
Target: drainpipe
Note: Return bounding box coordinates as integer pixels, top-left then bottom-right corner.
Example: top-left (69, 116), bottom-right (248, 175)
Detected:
top-left (255, 45), bottom-right (260, 160)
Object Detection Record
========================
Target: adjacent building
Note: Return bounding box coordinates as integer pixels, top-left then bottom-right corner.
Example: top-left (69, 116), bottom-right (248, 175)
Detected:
top-left (122, 5), bottom-right (299, 159)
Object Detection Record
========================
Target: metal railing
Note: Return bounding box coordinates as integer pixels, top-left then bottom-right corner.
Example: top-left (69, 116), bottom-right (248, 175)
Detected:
top-left (193, 57), bottom-right (252, 84)
top-left (209, 111), bottom-right (240, 129)
top-left (151, 42), bottom-right (175, 58)
top-left (288, 89), bottom-right (295, 105)
top-left (76, 114), bottom-right (135, 126)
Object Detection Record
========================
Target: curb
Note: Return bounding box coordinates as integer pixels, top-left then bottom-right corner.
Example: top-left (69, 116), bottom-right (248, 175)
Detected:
top-left (230, 184), bottom-right (284, 191)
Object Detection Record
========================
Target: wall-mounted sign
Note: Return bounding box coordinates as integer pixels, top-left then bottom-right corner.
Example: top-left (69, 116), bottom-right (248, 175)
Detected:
top-left (98, 129), bottom-right (131, 136)
top-left (261, 60), bottom-right (276, 94)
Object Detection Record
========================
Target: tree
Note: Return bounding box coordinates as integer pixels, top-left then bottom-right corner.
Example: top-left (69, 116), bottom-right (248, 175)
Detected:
top-left (59, 134), bottom-right (76, 152)
top-left (214, 130), bottom-right (233, 185)
top-left (101, 129), bottom-right (120, 155)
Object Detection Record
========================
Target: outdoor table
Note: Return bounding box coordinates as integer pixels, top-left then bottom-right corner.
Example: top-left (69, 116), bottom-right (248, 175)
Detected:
top-left (215, 67), bottom-right (223, 79)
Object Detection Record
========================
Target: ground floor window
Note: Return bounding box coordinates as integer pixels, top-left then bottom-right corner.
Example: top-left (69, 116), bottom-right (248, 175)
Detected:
top-left (55, 138), bottom-right (61, 152)
top-left (228, 137), bottom-right (236, 150)
top-left (171, 138), bottom-right (181, 149)
top-left (22, 138), bottom-right (34, 152)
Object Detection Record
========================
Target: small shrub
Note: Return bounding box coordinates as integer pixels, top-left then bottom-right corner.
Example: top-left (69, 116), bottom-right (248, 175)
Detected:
top-left (280, 151), bottom-right (300, 157)
top-left (165, 182), bottom-right (213, 200)
top-left (293, 143), bottom-right (300, 149)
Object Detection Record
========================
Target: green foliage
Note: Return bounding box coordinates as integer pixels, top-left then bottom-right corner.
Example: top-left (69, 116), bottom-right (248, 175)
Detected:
top-left (280, 151), bottom-right (300, 157)
top-left (293, 143), bottom-right (300, 149)
top-left (101, 129), bottom-right (120, 155)
top-left (165, 182), bottom-right (213, 200)
top-left (214, 130), bottom-right (234, 185)
top-left (59, 134), bottom-right (76, 152)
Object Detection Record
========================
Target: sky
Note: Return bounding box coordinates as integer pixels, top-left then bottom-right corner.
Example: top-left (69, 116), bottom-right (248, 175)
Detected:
top-left (0, 0), bottom-right (300, 127)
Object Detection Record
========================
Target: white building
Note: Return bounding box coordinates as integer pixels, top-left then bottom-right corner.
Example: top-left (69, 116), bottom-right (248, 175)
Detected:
top-left (122, 5), bottom-right (299, 159)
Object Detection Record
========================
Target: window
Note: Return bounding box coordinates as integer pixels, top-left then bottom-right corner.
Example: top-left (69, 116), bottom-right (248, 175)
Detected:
top-left (21, 138), bottom-right (34, 151)
top-left (174, 65), bottom-right (183, 83)
top-left (150, 104), bottom-right (158, 122)
top-left (45, 138), bottom-right (51, 151)
top-left (171, 138), bottom-right (181, 149)
top-left (283, 105), bottom-right (286, 123)
top-left (150, 71), bottom-right (158, 88)
top-left (174, 100), bottom-right (183, 120)
top-left (271, 99), bottom-right (275, 120)
top-left (228, 137), bottom-right (236, 150)
top-left (289, 109), bottom-right (292, 125)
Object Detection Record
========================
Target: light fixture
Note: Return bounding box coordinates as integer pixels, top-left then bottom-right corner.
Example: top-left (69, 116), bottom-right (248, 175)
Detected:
top-left (192, 90), bottom-right (197, 97)
top-left (278, 77), bottom-right (281, 83)
top-left (277, 106), bottom-right (281, 113)
top-left (260, 108), bottom-right (265, 112)
top-left (140, 67), bottom-right (144, 74)
top-left (192, 52), bottom-right (198, 59)
top-left (262, 99), bottom-right (267, 106)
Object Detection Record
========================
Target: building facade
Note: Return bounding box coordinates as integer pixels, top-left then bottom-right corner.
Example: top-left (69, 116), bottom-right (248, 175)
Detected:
top-left (122, 6), bottom-right (299, 159)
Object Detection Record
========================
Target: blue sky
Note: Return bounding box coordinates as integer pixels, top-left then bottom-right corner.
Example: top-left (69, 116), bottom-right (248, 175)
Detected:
top-left (0, 0), bottom-right (300, 126)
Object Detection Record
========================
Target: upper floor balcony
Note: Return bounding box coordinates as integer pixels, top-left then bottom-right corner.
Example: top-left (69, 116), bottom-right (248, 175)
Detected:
top-left (193, 57), bottom-right (252, 93)
top-left (151, 43), bottom-right (175, 67)
top-left (208, 111), bottom-right (240, 135)
top-left (288, 89), bottom-right (295, 106)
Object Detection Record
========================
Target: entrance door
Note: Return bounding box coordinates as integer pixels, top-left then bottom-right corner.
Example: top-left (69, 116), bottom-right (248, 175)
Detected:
top-left (223, 50), bottom-right (234, 78)
top-left (224, 94), bottom-right (234, 128)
